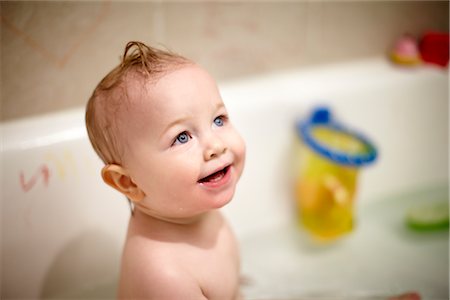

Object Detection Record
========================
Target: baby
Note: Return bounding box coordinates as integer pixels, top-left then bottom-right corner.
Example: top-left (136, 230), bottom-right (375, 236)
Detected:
top-left (86, 41), bottom-right (246, 299)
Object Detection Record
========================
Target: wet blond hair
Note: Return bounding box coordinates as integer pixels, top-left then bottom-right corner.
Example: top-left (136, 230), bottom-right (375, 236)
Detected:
top-left (86, 41), bottom-right (190, 164)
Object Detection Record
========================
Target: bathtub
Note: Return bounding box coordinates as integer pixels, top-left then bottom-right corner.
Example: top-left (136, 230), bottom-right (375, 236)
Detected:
top-left (1, 57), bottom-right (448, 299)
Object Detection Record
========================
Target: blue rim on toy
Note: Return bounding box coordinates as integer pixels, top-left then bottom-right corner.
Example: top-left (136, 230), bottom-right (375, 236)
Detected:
top-left (296, 107), bottom-right (378, 167)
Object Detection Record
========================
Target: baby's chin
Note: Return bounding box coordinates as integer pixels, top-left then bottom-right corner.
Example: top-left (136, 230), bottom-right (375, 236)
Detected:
top-left (198, 186), bottom-right (236, 212)
top-left (212, 189), bottom-right (236, 209)
top-left (161, 191), bottom-right (236, 222)
top-left (213, 176), bottom-right (239, 209)
top-left (198, 169), bottom-right (241, 210)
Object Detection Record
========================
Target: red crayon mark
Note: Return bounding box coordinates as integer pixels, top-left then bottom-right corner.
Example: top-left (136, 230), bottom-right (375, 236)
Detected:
top-left (19, 165), bottom-right (51, 192)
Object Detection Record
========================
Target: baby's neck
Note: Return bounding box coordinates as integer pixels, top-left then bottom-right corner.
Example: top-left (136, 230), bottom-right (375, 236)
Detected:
top-left (134, 205), bottom-right (209, 225)
top-left (129, 208), bottom-right (224, 248)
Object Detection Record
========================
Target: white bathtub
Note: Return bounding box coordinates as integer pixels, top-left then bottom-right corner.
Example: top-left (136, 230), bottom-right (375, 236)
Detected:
top-left (1, 57), bottom-right (448, 299)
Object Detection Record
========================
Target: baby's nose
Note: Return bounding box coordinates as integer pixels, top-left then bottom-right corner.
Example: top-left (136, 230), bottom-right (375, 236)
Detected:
top-left (204, 136), bottom-right (227, 161)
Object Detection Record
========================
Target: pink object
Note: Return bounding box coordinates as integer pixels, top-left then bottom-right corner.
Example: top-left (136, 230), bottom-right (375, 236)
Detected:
top-left (394, 36), bottom-right (420, 57)
top-left (391, 35), bottom-right (421, 65)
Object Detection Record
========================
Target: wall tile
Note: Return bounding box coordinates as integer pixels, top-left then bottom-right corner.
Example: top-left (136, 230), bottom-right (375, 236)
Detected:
top-left (1, 1), bottom-right (161, 121)
top-left (306, 1), bottom-right (449, 64)
top-left (1, 1), bottom-right (448, 121)
top-left (162, 2), bottom-right (309, 80)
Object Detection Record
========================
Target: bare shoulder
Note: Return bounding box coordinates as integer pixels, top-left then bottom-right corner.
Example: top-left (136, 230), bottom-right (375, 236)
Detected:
top-left (118, 236), bottom-right (206, 300)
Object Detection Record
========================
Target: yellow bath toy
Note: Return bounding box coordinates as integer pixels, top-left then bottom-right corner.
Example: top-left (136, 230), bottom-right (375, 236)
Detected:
top-left (294, 107), bottom-right (377, 242)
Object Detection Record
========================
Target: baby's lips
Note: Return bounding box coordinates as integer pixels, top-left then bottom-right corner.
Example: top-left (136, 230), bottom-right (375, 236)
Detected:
top-left (198, 162), bottom-right (232, 182)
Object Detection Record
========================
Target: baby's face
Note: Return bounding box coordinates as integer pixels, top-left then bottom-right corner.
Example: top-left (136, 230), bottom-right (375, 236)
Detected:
top-left (119, 65), bottom-right (245, 221)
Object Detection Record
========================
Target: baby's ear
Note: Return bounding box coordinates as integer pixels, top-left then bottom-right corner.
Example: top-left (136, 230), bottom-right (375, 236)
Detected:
top-left (101, 164), bottom-right (145, 202)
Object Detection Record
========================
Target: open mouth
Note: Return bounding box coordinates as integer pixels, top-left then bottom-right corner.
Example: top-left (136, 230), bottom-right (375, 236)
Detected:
top-left (198, 165), bottom-right (231, 184)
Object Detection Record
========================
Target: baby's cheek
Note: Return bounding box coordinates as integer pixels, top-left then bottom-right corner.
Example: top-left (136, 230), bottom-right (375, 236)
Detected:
top-left (169, 157), bottom-right (200, 183)
top-left (231, 131), bottom-right (246, 172)
top-left (234, 127), bottom-right (246, 153)
top-left (237, 137), bottom-right (246, 164)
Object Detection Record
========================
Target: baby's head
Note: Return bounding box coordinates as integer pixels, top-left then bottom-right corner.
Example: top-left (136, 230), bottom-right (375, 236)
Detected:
top-left (86, 41), bottom-right (190, 165)
top-left (86, 42), bottom-right (245, 222)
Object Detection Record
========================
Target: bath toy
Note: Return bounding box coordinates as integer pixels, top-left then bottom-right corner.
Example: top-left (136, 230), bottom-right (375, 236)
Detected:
top-left (390, 34), bottom-right (421, 66)
top-left (419, 32), bottom-right (449, 67)
top-left (294, 107), bottom-right (377, 241)
top-left (406, 201), bottom-right (449, 231)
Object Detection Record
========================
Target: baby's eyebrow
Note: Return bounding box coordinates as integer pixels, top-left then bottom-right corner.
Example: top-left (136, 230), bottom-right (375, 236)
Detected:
top-left (160, 116), bottom-right (190, 138)
top-left (216, 102), bottom-right (225, 111)
top-left (159, 102), bottom-right (226, 138)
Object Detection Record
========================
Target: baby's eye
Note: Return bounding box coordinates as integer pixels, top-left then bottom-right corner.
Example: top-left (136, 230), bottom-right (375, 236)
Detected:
top-left (213, 115), bottom-right (227, 127)
top-left (173, 131), bottom-right (191, 146)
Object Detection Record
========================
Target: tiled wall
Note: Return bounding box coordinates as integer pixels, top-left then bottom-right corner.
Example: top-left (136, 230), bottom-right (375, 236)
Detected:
top-left (1, 1), bottom-right (448, 121)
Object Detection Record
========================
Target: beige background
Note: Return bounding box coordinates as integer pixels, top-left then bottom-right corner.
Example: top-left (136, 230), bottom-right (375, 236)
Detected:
top-left (1, 1), bottom-right (448, 122)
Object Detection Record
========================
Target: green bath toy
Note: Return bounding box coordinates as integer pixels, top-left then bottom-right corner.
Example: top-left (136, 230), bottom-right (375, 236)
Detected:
top-left (406, 201), bottom-right (449, 231)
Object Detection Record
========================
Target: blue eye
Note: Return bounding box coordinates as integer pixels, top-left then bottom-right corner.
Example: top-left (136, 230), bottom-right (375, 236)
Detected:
top-left (214, 116), bottom-right (225, 127)
top-left (174, 132), bottom-right (190, 145)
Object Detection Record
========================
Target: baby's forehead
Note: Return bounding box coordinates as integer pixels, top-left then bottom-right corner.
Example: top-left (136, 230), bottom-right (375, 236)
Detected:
top-left (119, 76), bottom-right (162, 115)
top-left (126, 65), bottom-right (217, 106)
top-left (113, 70), bottom-right (177, 122)
top-left (118, 64), bottom-right (221, 124)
